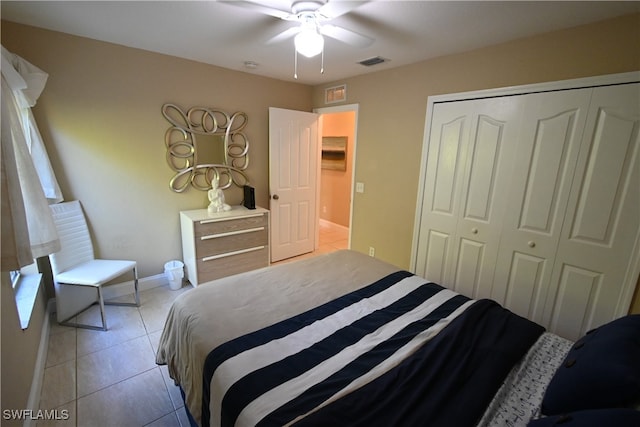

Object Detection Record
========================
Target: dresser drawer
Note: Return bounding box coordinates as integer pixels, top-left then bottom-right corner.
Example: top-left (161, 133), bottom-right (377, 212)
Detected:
top-left (197, 246), bottom-right (269, 282)
top-left (195, 227), bottom-right (268, 258)
top-left (194, 214), bottom-right (267, 238)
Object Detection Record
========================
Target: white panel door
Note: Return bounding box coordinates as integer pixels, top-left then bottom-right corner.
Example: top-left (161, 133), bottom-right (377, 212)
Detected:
top-left (269, 107), bottom-right (319, 262)
top-left (414, 101), bottom-right (474, 284)
top-left (415, 96), bottom-right (523, 299)
top-left (491, 88), bottom-right (593, 326)
top-left (545, 83), bottom-right (640, 339)
top-left (414, 75), bottom-right (640, 342)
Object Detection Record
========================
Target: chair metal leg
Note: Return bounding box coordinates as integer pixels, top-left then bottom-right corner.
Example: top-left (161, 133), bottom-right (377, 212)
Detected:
top-left (58, 285), bottom-right (108, 331)
top-left (105, 266), bottom-right (140, 307)
top-left (97, 285), bottom-right (107, 330)
top-left (57, 266), bottom-right (139, 331)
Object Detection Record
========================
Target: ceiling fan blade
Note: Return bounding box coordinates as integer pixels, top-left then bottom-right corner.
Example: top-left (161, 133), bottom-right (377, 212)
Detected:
top-left (320, 24), bottom-right (374, 48)
top-left (227, 1), bottom-right (292, 19)
top-left (265, 26), bottom-right (301, 45)
top-left (317, 1), bottom-right (369, 19)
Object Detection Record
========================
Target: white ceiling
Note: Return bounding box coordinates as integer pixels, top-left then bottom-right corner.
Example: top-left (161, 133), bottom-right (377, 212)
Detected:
top-left (2, 1), bottom-right (639, 85)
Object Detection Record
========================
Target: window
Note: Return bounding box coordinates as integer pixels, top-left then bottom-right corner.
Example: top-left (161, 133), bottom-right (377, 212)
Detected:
top-left (325, 84), bottom-right (347, 104)
top-left (12, 262), bottom-right (42, 329)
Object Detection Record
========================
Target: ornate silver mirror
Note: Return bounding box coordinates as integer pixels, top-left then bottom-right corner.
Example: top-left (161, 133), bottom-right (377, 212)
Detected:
top-left (162, 103), bottom-right (250, 192)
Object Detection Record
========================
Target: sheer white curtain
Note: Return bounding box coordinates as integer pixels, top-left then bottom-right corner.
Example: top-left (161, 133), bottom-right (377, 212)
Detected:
top-left (1, 46), bottom-right (61, 270)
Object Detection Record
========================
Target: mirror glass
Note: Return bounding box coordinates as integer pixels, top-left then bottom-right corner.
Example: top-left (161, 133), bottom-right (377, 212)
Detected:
top-left (162, 104), bottom-right (249, 192)
top-left (196, 134), bottom-right (226, 166)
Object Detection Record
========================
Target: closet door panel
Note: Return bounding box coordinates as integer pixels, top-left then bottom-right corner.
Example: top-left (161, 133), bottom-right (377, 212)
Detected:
top-left (416, 97), bottom-right (523, 296)
top-left (546, 83), bottom-right (640, 339)
top-left (454, 104), bottom-right (523, 299)
top-left (432, 117), bottom-right (466, 213)
top-left (454, 238), bottom-right (486, 298)
top-left (492, 88), bottom-right (593, 324)
top-left (520, 110), bottom-right (582, 232)
top-left (464, 116), bottom-right (505, 220)
top-left (549, 265), bottom-right (602, 340)
top-left (419, 231), bottom-right (450, 284)
top-left (570, 109), bottom-right (636, 241)
top-left (504, 252), bottom-right (548, 321)
top-left (414, 102), bottom-right (473, 281)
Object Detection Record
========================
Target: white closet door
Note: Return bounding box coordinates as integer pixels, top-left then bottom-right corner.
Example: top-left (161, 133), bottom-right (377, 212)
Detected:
top-left (545, 83), bottom-right (640, 339)
top-left (491, 88), bottom-right (593, 326)
top-left (415, 101), bottom-right (473, 283)
top-left (415, 96), bottom-right (523, 299)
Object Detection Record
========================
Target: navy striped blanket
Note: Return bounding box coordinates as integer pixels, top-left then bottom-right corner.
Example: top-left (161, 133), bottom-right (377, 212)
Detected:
top-left (202, 271), bottom-right (544, 427)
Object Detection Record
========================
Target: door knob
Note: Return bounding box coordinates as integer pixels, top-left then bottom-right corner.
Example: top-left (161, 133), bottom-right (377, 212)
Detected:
top-left (272, 194), bottom-right (279, 200)
top-left (528, 241), bottom-right (536, 248)
top-left (471, 228), bottom-right (478, 234)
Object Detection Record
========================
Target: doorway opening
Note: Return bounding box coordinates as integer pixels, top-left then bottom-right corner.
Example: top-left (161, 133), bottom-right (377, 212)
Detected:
top-left (315, 104), bottom-right (358, 256)
top-left (271, 104), bottom-right (358, 265)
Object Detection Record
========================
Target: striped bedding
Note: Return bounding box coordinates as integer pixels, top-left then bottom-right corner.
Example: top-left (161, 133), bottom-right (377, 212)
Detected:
top-left (201, 270), bottom-right (544, 427)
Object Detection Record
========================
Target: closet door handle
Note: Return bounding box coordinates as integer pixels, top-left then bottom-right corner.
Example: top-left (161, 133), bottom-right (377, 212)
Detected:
top-left (528, 241), bottom-right (536, 248)
top-left (471, 228), bottom-right (478, 234)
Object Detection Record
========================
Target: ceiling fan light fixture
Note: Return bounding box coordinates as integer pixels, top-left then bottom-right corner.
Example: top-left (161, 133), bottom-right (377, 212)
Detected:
top-left (294, 27), bottom-right (324, 58)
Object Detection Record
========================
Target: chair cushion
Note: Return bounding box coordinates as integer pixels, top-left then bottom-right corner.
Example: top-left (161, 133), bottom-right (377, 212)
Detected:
top-left (55, 259), bottom-right (136, 286)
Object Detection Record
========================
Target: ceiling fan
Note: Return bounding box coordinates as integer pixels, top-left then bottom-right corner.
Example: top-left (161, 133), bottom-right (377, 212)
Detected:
top-left (231, 1), bottom-right (374, 77)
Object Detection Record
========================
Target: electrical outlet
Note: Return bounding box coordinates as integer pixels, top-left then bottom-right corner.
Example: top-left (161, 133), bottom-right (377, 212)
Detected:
top-left (356, 182), bottom-right (365, 193)
top-left (368, 247), bottom-right (375, 257)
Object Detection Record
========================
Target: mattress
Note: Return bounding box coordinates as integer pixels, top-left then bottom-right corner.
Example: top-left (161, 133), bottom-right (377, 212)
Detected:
top-left (156, 250), bottom-right (571, 427)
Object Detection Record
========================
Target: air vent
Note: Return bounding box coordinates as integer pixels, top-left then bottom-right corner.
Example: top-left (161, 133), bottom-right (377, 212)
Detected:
top-left (358, 56), bottom-right (388, 67)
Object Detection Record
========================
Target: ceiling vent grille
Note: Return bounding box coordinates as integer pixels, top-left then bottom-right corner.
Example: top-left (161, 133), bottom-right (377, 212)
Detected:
top-left (358, 56), bottom-right (388, 67)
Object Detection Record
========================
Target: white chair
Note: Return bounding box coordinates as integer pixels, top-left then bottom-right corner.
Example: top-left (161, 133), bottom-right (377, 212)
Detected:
top-left (49, 200), bottom-right (139, 331)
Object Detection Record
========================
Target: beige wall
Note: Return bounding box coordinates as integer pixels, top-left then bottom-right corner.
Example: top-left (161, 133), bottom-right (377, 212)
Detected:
top-left (1, 21), bottom-right (313, 290)
top-left (1, 272), bottom-right (47, 423)
top-left (320, 111), bottom-right (355, 227)
top-left (312, 13), bottom-right (640, 270)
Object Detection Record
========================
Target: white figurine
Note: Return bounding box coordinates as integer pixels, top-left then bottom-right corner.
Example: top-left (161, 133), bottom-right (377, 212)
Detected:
top-left (207, 175), bottom-right (231, 213)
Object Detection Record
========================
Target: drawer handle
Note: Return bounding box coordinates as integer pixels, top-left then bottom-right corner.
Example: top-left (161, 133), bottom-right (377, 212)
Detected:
top-left (202, 246), bottom-right (265, 262)
top-left (199, 213), bottom-right (264, 224)
top-left (201, 227), bottom-right (265, 240)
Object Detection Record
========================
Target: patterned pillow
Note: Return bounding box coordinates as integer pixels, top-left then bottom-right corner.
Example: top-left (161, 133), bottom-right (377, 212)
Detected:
top-left (528, 409), bottom-right (640, 426)
top-left (541, 315), bottom-right (640, 415)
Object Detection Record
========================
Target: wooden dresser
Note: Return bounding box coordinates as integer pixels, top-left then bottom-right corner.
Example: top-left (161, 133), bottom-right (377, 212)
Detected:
top-left (180, 206), bottom-right (270, 286)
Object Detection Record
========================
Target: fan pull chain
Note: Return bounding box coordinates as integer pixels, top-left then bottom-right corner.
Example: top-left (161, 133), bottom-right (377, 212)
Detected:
top-left (293, 42), bottom-right (325, 78)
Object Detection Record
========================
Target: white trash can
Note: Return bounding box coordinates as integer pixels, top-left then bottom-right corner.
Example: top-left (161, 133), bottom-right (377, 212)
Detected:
top-left (164, 260), bottom-right (184, 290)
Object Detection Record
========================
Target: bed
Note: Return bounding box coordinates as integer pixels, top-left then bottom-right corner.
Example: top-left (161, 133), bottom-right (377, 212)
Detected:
top-left (156, 250), bottom-right (640, 427)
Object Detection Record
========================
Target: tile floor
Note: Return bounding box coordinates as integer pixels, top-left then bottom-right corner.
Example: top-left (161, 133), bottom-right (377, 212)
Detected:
top-left (37, 221), bottom-right (348, 426)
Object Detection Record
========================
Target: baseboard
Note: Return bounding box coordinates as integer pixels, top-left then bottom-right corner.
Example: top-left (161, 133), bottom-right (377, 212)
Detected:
top-left (319, 218), bottom-right (349, 232)
top-left (102, 273), bottom-right (170, 300)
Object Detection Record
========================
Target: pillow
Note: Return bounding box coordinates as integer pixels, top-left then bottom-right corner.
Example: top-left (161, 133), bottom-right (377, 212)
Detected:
top-left (541, 315), bottom-right (640, 415)
top-left (528, 409), bottom-right (640, 427)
